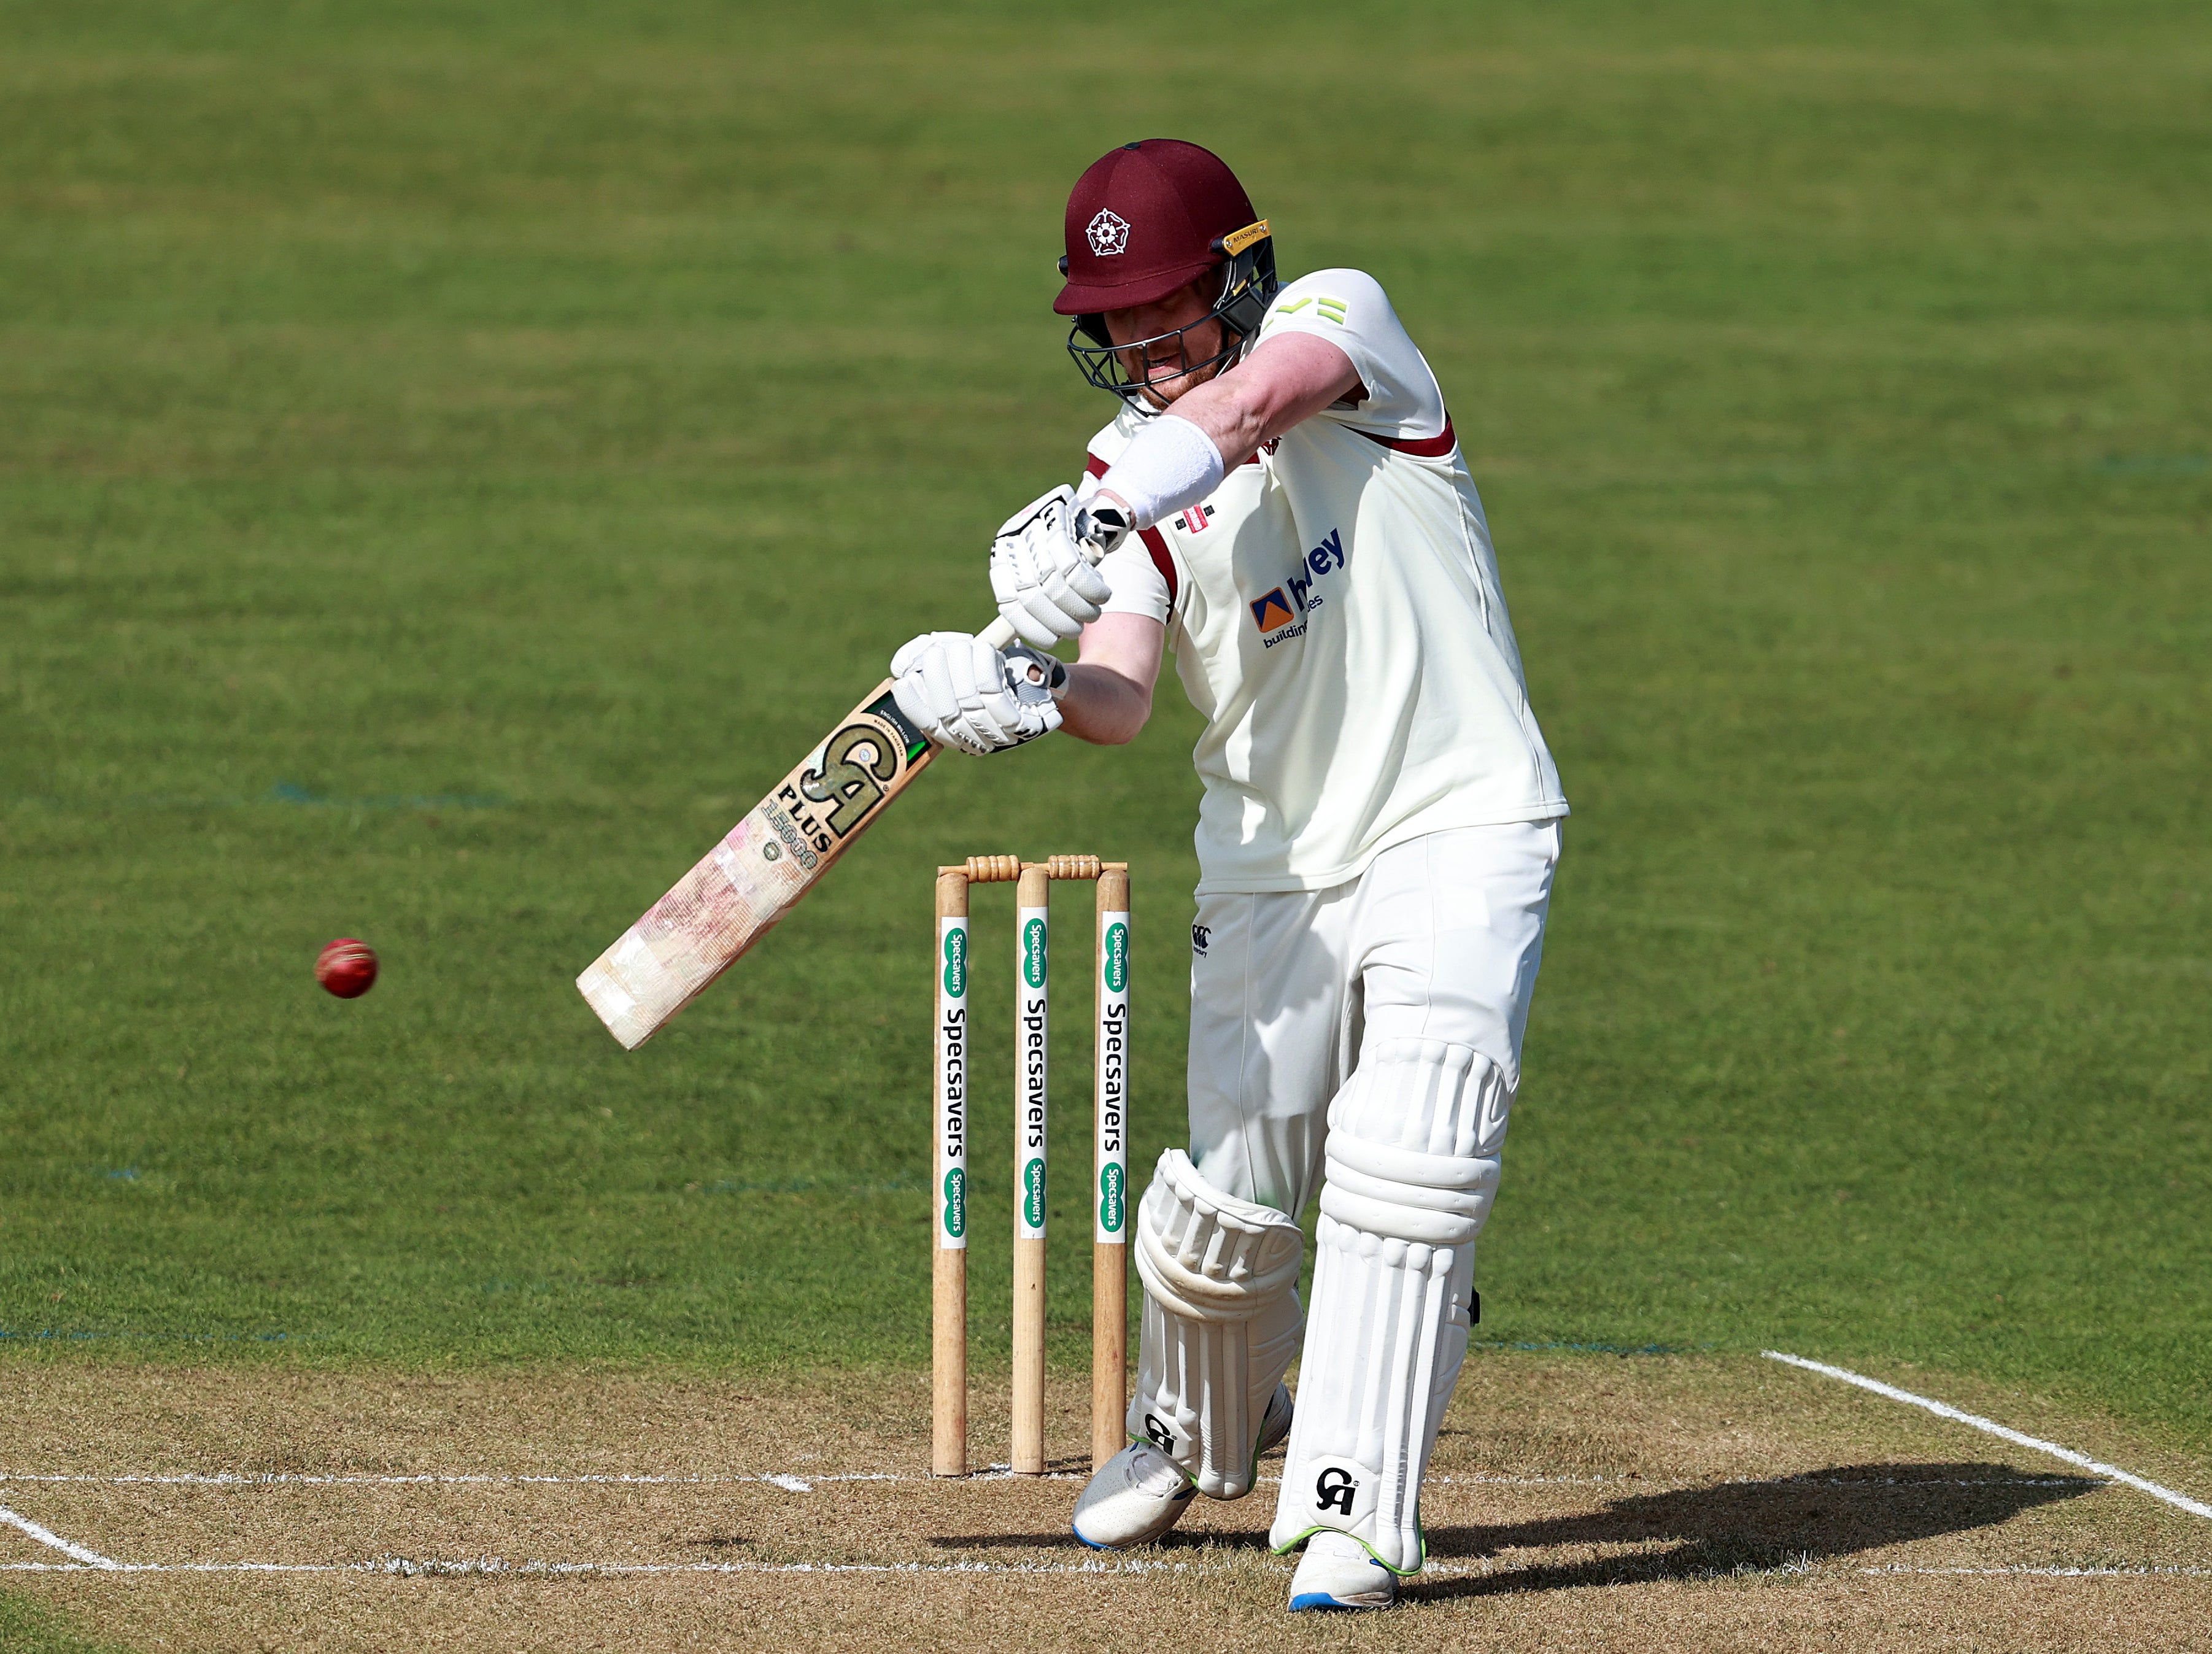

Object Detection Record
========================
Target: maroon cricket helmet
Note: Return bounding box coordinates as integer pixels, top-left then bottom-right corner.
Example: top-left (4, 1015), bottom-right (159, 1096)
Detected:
top-left (1054, 139), bottom-right (1262, 316)
top-left (1053, 140), bottom-right (1278, 406)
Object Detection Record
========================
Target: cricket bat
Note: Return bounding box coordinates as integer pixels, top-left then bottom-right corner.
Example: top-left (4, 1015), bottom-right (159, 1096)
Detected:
top-left (577, 614), bottom-right (1024, 1049)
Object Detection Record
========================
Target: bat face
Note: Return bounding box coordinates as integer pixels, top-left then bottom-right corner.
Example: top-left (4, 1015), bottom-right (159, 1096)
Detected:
top-left (578, 683), bottom-right (935, 1049)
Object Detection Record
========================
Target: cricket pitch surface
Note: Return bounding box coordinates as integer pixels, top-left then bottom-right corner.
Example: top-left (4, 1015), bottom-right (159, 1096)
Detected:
top-left (4, 1354), bottom-right (2207, 1651)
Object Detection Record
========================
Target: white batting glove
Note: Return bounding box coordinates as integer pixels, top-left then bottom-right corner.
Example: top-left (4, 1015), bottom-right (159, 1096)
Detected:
top-left (889, 632), bottom-right (1067, 757)
top-left (989, 485), bottom-right (1122, 650)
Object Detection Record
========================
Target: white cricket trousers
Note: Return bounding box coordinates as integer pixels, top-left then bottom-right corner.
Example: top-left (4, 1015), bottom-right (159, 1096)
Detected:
top-left (1183, 820), bottom-right (1562, 1223)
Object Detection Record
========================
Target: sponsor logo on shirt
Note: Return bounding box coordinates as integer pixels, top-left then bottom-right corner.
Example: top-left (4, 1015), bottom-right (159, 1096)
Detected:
top-left (1288, 528), bottom-right (1345, 610)
top-left (1250, 589), bottom-right (1297, 633)
top-left (1248, 527), bottom-right (1345, 647)
top-left (1174, 503), bottom-right (1213, 534)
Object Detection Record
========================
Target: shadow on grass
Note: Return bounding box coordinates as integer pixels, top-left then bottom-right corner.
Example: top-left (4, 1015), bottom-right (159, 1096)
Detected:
top-left (1406, 1461), bottom-right (2100, 1600)
top-left (934, 1461), bottom-right (2100, 1589)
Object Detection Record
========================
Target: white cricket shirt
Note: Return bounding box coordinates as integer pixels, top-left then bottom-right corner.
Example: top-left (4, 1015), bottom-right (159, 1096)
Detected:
top-left (1083, 268), bottom-right (1567, 894)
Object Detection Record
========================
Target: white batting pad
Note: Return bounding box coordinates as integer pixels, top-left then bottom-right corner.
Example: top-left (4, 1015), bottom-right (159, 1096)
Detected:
top-left (1269, 1037), bottom-right (1508, 1572)
top-left (1127, 1149), bottom-right (1304, 1499)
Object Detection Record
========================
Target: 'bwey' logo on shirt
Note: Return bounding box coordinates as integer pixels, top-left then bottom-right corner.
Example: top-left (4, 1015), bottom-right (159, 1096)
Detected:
top-left (1248, 527), bottom-right (1345, 648)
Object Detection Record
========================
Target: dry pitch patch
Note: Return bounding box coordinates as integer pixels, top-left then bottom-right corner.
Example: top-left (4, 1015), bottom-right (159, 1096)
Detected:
top-left (3, 1356), bottom-right (2208, 1652)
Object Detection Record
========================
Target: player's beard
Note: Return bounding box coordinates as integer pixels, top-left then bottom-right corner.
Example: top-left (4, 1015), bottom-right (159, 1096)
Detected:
top-left (1120, 322), bottom-right (1228, 411)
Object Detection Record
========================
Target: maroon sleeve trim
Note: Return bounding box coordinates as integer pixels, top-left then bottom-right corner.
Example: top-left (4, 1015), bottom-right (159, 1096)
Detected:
top-left (1356, 414), bottom-right (1456, 458)
top-left (1138, 528), bottom-right (1176, 607)
top-left (1086, 452), bottom-right (1180, 612)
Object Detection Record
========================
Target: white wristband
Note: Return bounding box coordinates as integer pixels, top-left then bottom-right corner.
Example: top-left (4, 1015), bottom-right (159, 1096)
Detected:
top-left (1096, 414), bottom-right (1226, 531)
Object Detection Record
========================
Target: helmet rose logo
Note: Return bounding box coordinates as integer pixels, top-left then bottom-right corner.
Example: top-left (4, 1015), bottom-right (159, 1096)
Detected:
top-left (1086, 209), bottom-right (1131, 257)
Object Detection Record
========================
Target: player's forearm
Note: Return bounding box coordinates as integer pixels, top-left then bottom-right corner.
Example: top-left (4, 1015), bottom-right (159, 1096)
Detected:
top-left (1093, 334), bottom-right (1363, 531)
top-left (1056, 662), bottom-right (1152, 746)
top-left (1163, 377), bottom-right (1272, 471)
top-left (1165, 332), bottom-right (1363, 469)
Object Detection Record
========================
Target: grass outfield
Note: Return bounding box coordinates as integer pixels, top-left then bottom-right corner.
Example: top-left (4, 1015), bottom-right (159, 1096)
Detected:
top-left (3, 0), bottom-right (2208, 1513)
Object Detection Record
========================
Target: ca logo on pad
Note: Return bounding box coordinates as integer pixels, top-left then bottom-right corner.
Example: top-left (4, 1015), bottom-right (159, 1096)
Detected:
top-left (1315, 1466), bottom-right (1358, 1515)
top-left (1300, 1456), bottom-right (1377, 1523)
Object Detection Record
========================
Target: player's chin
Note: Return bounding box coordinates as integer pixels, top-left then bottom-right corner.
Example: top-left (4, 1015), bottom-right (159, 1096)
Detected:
top-left (1139, 364), bottom-right (1217, 409)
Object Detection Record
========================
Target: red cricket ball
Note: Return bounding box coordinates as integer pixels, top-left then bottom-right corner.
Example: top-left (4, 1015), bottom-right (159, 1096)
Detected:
top-left (315, 938), bottom-right (378, 999)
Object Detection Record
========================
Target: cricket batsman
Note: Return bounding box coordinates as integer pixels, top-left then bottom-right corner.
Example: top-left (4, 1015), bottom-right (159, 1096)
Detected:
top-left (889, 139), bottom-right (1568, 1611)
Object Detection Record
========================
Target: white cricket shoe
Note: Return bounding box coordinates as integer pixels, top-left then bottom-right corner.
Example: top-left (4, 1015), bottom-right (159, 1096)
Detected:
top-left (1070, 1440), bottom-right (1194, 1550)
top-left (1288, 1531), bottom-right (1398, 1611)
top-left (1071, 1384), bottom-right (1295, 1550)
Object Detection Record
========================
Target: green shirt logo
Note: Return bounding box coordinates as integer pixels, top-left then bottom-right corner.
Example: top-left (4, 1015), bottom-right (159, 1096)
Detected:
top-left (1104, 921), bottom-right (1129, 994)
top-left (1098, 1163), bottom-right (1126, 1233)
top-left (1023, 1156), bottom-right (1046, 1228)
top-left (942, 1167), bottom-right (966, 1239)
top-left (1023, 918), bottom-right (1047, 989)
top-left (942, 927), bottom-right (966, 997)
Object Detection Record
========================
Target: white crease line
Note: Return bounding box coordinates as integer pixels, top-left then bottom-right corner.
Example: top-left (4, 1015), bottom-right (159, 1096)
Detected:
top-left (0, 1502), bottom-right (123, 1569)
top-left (1763, 1352), bottom-right (2212, 1520)
top-left (1418, 1475), bottom-right (2076, 1489)
top-left (6, 1557), bottom-right (2205, 1582)
top-left (0, 1469), bottom-right (1589, 1490)
top-left (0, 1469), bottom-right (2090, 1493)
top-left (0, 1472), bottom-right (900, 1488)
top-left (1417, 1558), bottom-right (2212, 1582)
top-left (1860, 1564), bottom-right (2212, 1579)
top-left (1300, 1474), bottom-right (1632, 1489)
top-left (0, 1557), bottom-right (1195, 1577)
